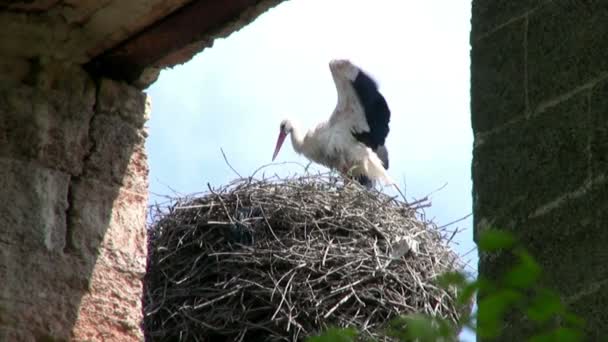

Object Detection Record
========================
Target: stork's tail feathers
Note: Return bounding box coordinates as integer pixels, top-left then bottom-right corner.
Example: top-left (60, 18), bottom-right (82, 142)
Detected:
top-left (375, 145), bottom-right (389, 170)
top-left (360, 149), bottom-right (395, 186)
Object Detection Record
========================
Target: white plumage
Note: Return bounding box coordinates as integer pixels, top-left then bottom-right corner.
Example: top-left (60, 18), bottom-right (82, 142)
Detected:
top-left (272, 59), bottom-right (393, 187)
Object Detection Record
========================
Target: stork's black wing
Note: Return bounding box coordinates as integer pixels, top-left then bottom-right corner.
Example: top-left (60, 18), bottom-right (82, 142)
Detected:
top-left (350, 69), bottom-right (391, 169)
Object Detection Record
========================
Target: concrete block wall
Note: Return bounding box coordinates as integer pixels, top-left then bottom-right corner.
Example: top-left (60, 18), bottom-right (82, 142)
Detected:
top-left (0, 60), bottom-right (149, 341)
top-left (471, 1), bottom-right (608, 340)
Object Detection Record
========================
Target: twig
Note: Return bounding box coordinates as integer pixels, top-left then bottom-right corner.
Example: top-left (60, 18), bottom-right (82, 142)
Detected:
top-left (192, 288), bottom-right (241, 310)
top-left (220, 147), bottom-right (242, 178)
top-left (438, 213), bottom-right (473, 229)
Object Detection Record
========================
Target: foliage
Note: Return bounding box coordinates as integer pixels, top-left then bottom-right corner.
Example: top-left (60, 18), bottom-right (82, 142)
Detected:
top-left (307, 228), bottom-right (585, 342)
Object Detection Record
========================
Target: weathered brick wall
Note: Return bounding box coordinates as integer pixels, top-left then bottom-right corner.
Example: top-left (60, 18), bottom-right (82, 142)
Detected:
top-left (471, 1), bottom-right (608, 340)
top-left (0, 60), bottom-right (149, 341)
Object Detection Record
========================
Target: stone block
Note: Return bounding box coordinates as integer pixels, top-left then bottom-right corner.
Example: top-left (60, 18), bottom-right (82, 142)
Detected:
top-left (68, 185), bottom-right (147, 341)
top-left (521, 185), bottom-right (607, 297)
top-left (0, 12), bottom-right (64, 59)
top-left (97, 78), bottom-right (150, 128)
top-left (590, 79), bottom-right (608, 179)
top-left (528, 1), bottom-right (608, 108)
top-left (473, 91), bottom-right (589, 236)
top-left (67, 177), bottom-right (147, 268)
top-left (77, 0), bottom-right (191, 59)
top-left (568, 278), bottom-right (608, 340)
top-left (0, 171), bottom-right (147, 342)
top-left (471, 0), bottom-right (542, 38)
top-left (0, 244), bottom-right (92, 341)
top-left (0, 57), bottom-right (31, 85)
top-left (33, 60), bottom-right (97, 101)
top-left (83, 114), bottom-right (148, 193)
top-left (65, 178), bottom-right (115, 259)
top-left (100, 190), bottom-right (148, 274)
top-left (478, 179), bottom-right (608, 341)
top-left (72, 261), bottom-right (145, 341)
top-left (0, 158), bottom-right (69, 251)
top-left (0, 65), bottom-right (96, 175)
top-left (60, 0), bottom-right (114, 25)
top-left (471, 19), bottom-right (526, 133)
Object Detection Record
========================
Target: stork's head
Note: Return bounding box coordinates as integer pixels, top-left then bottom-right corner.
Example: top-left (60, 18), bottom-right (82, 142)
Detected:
top-left (272, 119), bottom-right (293, 161)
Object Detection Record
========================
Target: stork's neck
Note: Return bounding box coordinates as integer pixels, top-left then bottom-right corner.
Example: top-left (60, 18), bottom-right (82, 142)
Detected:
top-left (289, 123), bottom-right (306, 154)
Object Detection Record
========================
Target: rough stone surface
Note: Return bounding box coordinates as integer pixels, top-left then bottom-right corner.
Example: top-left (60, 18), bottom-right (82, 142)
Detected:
top-left (0, 0), bottom-right (191, 63)
top-left (0, 158), bottom-right (69, 251)
top-left (0, 56), bottom-right (31, 84)
top-left (527, 1), bottom-right (608, 109)
top-left (481, 181), bottom-right (608, 341)
top-left (0, 0), bottom-right (286, 87)
top-left (65, 178), bottom-right (115, 259)
top-left (470, 19), bottom-right (526, 133)
top-left (0, 61), bottom-right (149, 341)
top-left (86, 0), bottom-right (286, 86)
top-left (568, 279), bottom-right (608, 342)
top-left (84, 113), bottom-right (148, 193)
top-left (473, 92), bottom-right (590, 236)
top-left (68, 175), bottom-right (148, 262)
top-left (97, 78), bottom-right (150, 128)
top-left (70, 185), bottom-right (148, 341)
top-left (153, 0), bottom-right (285, 69)
top-left (472, 0), bottom-right (608, 340)
top-left (471, 0), bottom-right (543, 38)
top-left (0, 244), bottom-right (92, 341)
top-left (590, 78), bottom-right (608, 177)
top-left (0, 62), bottom-right (96, 175)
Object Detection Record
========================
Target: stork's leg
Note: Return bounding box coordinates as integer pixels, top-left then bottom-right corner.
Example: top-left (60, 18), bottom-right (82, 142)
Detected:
top-left (340, 164), bottom-right (373, 189)
top-left (339, 165), bottom-right (352, 185)
top-left (304, 161), bottom-right (312, 172)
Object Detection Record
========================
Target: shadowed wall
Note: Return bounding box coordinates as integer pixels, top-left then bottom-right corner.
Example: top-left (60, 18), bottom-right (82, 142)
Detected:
top-left (471, 1), bottom-right (608, 340)
top-left (0, 60), bottom-right (149, 340)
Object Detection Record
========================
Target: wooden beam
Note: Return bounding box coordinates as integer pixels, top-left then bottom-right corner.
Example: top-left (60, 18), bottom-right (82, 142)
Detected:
top-left (85, 0), bottom-right (262, 83)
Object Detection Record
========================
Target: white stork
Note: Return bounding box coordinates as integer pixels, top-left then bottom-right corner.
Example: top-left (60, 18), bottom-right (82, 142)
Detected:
top-left (271, 59), bottom-right (393, 187)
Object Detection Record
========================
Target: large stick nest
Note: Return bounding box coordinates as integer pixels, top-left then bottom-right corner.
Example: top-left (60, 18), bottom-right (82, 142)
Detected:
top-left (143, 173), bottom-right (465, 341)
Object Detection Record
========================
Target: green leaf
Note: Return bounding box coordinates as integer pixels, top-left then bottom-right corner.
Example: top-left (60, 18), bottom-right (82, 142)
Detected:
top-left (553, 327), bottom-right (584, 342)
top-left (387, 314), bottom-right (443, 342)
top-left (475, 277), bottom-right (496, 293)
top-left (405, 315), bottom-right (442, 342)
top-left (563, 312), bottom-right (586, 329)
top-left (457, 281), bottom-right (479, 307)
top-left (436, 271), bottom-right (468, 289)
top-left (526, 289), bottom-right (564, 323)
top-left (528, 327), bottom-right (584, 342)
top-left (477, 229), bottom-right (516, 251)
top-left (477, 289), bottom-right (522, 338)
top-left (434, 317), bottom-right (457, 338)
top-left (386, 315), bottom-right (409, 340)
top-left (528, 331), bottom-right (556, 342)
top-left (503, 250), bottom-right (542, 289)
top-left (307, 327), bottom-right (358, 342)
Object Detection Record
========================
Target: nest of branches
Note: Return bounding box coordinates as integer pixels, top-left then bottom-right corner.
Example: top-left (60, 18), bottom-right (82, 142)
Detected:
top-left (143, 173), bottom-right (465, 341)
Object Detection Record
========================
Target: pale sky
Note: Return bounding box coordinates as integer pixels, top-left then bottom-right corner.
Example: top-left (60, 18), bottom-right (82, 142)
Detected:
top-left (146, 0), bottom-right (474, 340)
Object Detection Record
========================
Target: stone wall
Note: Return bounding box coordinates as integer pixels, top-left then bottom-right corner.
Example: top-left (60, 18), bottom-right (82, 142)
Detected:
top-left (471, 1), bottom-right (608, 340)
top-left (0, 59), bottom-right (149, 341)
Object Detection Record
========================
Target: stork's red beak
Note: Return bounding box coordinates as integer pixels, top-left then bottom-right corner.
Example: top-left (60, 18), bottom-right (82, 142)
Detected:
top-left (272, 131), bottom-right (287, 161)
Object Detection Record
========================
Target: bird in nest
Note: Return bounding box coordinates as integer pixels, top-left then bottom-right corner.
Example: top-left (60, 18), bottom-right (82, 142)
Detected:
top-left (272, 59), bottom-right (393, 188)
